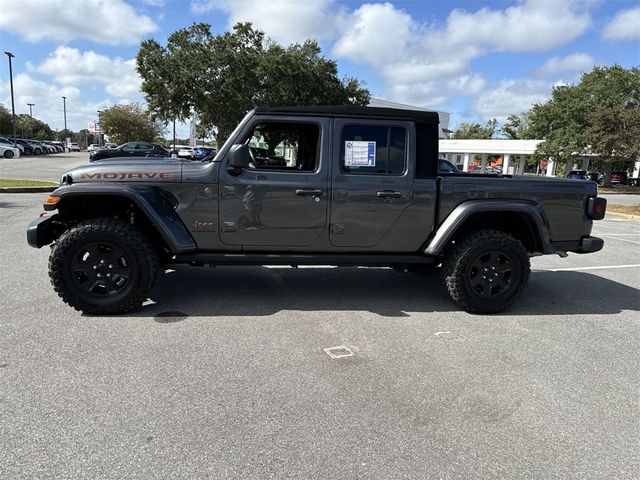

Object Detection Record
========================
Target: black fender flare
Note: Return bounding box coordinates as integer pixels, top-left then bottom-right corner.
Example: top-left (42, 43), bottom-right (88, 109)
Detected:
top-left (423, 199), bottom-right (553, 255)
top-left (43, 184), bottom-right (197, 253)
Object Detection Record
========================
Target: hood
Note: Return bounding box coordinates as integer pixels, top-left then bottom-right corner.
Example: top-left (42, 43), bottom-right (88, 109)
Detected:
top-left (63, 157), bottom-right (183, 184)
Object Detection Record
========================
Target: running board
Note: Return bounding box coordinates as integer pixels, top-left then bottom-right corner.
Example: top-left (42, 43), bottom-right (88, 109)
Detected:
top-left (171, 252), bottom-right (436, 267)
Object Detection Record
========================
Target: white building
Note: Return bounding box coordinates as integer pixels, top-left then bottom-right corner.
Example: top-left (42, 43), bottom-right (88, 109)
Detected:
top-left (368, 98), bottom-right (450, 139)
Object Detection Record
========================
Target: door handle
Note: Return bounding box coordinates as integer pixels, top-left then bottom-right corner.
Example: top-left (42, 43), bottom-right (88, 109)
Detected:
top-left (376, 190), bottom-right (402, 199)
top-left (295, 189), bottom-right (323, 197)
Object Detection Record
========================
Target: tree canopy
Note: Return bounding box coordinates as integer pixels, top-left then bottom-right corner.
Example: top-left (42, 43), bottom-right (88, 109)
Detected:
top-left (529, 65), bottom-right (640, 163)
top-left (0, 104), bottom-right (13, 136)
top-left (500, 113), bottom-right (533, 140)
top-left (452, 119), bottom-right (498, 139)
top-left (16, 114), bottom-right (54, 140)
top-left (100, 104), bottom-right (165, 144)
top-left (136, 22), bottom-right (370, 143)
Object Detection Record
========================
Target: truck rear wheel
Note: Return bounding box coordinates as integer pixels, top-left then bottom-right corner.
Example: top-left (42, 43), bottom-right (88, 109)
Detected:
top-left (49, 218), bottom-right (159, 315)
top-left (442, 229), bottom-right (530, 314)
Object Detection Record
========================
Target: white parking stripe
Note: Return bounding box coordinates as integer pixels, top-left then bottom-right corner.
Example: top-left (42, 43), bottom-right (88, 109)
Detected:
top-left (603, 236), bottom-right (640, 245)
top-left (599, 234), bottom-right (640, 236)
top-left (543, 264), bottom-right (640, 272)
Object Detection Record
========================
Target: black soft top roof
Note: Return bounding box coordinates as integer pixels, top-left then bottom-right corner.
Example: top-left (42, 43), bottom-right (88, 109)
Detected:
top-left (254, 105), bottom-right (439, 124)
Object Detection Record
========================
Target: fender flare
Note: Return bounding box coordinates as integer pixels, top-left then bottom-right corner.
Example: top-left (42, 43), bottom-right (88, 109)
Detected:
top-left (423, 199), bottom-right (553, 255)
top-left (45, 184), bottom-right (197, 253)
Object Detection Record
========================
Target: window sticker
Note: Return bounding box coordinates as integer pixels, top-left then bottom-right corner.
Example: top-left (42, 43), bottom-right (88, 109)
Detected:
top-left (345, 141), bottom-right (376, 166)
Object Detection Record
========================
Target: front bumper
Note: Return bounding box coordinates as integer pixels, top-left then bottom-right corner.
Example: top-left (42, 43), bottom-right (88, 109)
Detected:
top-left (27, 214), bottom-right (60, 248)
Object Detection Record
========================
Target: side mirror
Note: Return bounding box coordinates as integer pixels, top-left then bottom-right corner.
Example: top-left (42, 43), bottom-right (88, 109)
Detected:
top-left (228, 144), bottom-right (251, 174)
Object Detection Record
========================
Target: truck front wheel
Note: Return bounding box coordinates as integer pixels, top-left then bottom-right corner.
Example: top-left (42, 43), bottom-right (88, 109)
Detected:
top-left (443, 229), bottom-right (530, 314)
top-left (49, 218), bottom-right (159, 315)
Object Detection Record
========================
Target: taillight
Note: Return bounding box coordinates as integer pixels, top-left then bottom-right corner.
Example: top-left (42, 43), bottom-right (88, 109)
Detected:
top-left (587, 197), bottom-right (606, 220)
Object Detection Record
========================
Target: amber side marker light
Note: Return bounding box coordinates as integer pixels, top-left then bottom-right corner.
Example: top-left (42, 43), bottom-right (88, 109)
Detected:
top-left (45, 195), bottom-right (60, 205)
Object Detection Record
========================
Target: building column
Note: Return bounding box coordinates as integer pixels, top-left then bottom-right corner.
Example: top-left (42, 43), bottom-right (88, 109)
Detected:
top-left (546, 157), bottom-right (555, 177)
top-left (481, 153), bottom-right (488, 173)
top-left (502, 154), bottom-right (511, 174)
top-left (564, 160), bottom-right (573, 176)
top-left (518, 155), bottom-right (526, 175)
top-left (582, 158), bottom-right (590, 171)
top-left (632, 160), bottom-right (640, 179)
top-left (462, 153), bottom-right (471, 172)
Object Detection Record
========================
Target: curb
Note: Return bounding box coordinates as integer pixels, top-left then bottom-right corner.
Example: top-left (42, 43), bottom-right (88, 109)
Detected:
top-left (607, 211), bottom-right (638, 221)
top-left (0, 186), bottom-right (57, 193)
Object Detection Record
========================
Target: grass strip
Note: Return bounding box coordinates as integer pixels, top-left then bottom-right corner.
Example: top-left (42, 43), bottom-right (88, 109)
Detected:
top-left (0, 178), bottom-right (58, 188)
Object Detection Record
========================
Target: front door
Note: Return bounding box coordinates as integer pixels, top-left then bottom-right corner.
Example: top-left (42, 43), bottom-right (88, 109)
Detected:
top-left (330, 118), bottom-right (415, 248)
top-left (219, 118), bottom-right (329, 247)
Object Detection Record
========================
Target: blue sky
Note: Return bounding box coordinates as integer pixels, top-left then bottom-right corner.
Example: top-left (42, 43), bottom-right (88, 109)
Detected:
top-left (1, 0), bottom-right (639, 137)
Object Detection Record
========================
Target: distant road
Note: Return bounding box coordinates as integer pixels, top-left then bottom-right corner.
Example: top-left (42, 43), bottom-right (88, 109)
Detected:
top-left (601, 194), bottom-right (640, 206)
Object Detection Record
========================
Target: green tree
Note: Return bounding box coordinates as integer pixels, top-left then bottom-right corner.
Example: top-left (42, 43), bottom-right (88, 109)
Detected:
top-left (137, 22), bottom-right (370, 144)
top-left (452, 118), bottom-right (497, 139)
top-left (500, 113), bottom-right (532, 139)
top-left (100, 104), bottom-right (165, 144)
top-left (529, 65), bottom-right (640, 167)
top-left (16, 114), bottom-right (54, 140)
top-left (0, 104), bottom-right (13, 136)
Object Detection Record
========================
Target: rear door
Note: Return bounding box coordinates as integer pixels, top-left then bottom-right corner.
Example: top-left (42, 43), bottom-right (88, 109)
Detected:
top-left (218, 117), bottom-right (329, 247)
top-left (330, 118), bottom-right (415, 248)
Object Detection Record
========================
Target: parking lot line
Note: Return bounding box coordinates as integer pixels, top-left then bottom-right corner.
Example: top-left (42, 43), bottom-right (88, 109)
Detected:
top-left (599, 236), bottom-right (640, 245)
top-left (544, 264), bottom-right (640, 272)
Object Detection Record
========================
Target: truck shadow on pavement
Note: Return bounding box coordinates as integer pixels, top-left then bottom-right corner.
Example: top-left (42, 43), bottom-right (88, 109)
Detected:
top-left (134, 266), bottom-right (639, 318)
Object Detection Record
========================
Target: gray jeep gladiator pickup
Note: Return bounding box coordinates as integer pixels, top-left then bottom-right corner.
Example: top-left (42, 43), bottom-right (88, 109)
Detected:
top-left (27, 106), bottom-right (606, 314)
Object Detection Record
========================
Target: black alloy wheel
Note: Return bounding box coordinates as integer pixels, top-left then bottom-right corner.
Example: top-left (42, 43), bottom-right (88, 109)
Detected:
top-left (70, 242), bottom-right (133, 298)
top-left (443, 229), bottom-right (530, 313)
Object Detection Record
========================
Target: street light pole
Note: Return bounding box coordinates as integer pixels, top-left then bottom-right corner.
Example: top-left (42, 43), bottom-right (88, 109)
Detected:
top-left (4, 51), bottom-right (17, 146)
top-left (61, 96), bottom-right (67, 148)
top-left (27, 103), bottom-right (34, 117)
top-left (97, 110), bottom-right (102, 147)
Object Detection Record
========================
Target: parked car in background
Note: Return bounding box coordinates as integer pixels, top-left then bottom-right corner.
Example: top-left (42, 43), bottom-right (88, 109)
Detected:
top-left (438, 158), bottom-right (459, 173)
top-left (0, 144), bottom-right (21, 158)
top-left (566, 170), bottom-right (589, 180)
top-left (192, 147), bottom-right (217, 160)
top-left (68, 143), bottom-right (80, 152)
top-left (9, 139), bottom-right (34, 155)
top-left (0, 137), bottom-right (25, 154)
top-left (105, 143), bottom-right (118, 149)
top-left (587, 172), bottom-right (604, 185)
top-left (87, 144), bottom-right (100, 152)
top-left (178, 146), bottom-right (195, 159)
top-left (609, 171), bottom-right (628, 185)
top-left (89, 142), bottom-right (169, 161)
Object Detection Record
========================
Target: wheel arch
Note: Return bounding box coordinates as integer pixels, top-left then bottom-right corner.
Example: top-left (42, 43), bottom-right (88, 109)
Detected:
top-left (424, 200), bottom-right (553, 256)
top-left (45, 185), bottom-right (196, 254)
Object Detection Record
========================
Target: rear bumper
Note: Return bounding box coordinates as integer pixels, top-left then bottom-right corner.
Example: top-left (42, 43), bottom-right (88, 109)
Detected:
top-left (576, 236), bottom-right (604, 253)
top-left (27, 214), bottom-right (59, 248)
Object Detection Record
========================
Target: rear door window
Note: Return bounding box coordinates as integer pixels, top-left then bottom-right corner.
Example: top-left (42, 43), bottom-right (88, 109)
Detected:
top-left (340, 125), bottom-right (406, 175)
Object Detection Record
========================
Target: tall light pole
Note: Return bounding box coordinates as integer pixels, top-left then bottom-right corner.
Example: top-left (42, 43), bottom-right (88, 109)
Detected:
top-left (4, 51), bottom-right (17, 146)
top-left (97, 110), bottom-right (102, 147)
top-left (27, 103), bottom-right (34, 117)
top-left (61, 96), bottom-right (67, 148)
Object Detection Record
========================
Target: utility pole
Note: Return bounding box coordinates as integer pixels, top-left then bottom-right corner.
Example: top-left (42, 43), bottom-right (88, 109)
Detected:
top-left (61, 96), bottom-right (68, 148)
top-left (4, 51), bottom-right (17, 146)
top-left (27, 103), bottom-right (34, 117)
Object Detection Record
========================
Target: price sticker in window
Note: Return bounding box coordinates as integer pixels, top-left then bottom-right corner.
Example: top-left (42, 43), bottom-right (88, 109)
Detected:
top-left (345, 141), bottom-right (375, 166)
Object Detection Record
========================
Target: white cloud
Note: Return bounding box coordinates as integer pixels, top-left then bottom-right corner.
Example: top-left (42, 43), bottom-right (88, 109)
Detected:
top-left (602, 4), bottom-right (640, 40)
top-left (33, 47), bottom-right (142, 99)
top-left (191, 0), bottom-right (337, 44)
top-left (333, 3), bottom-right (415, 64)
top-left (474, 79), bottom-right (551, 120)
top-left (429, 0), bottom-right (591, 55)
top-left (534, 53), bottom-right (595, 77)
top-left (0, 73), bottom-right (105, 132)
top-left (0, 0), bottom-right (157, 45)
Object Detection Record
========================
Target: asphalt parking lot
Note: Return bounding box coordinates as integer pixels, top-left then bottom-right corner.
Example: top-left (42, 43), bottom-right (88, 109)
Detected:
top-left (1, 193), bottom-right (639, 479)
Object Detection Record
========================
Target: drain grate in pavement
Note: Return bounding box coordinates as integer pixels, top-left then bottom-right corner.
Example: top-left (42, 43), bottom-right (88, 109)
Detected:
top-left (323, 345), bottom-right (355, 359)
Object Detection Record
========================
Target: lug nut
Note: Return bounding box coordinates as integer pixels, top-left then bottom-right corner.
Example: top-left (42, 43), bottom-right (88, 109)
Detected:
top-left (97, 273), bottom-right (102, 278)
top-left (100, 260), bottom-right (105, 264)
top-left (93, 265), bottom-right (97, 270)
top-left (108, 264), bottom-right (113, 269)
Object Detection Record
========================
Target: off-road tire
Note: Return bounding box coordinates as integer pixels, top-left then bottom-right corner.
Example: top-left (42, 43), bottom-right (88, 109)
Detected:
top-left (442, 229), bottom-right (530, 314)
top-left (49, 218), bottom-right (159, 315)
top-left (3, 149), bottom-right (14, 158)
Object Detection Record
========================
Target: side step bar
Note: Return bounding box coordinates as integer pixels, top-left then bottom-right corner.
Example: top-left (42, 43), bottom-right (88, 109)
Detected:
top-left (171, 252), bottom-right (436, 267)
